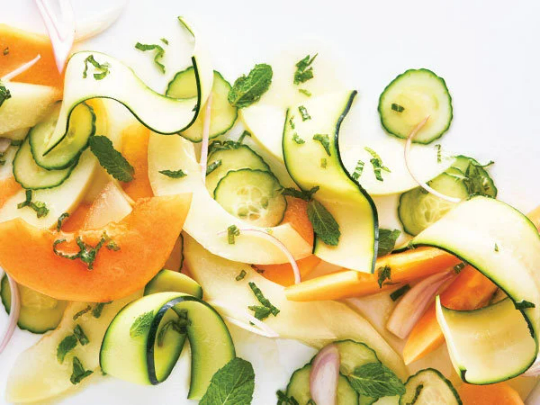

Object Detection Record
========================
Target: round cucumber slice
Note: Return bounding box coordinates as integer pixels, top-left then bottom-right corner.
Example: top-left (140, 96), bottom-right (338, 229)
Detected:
top-left (378, 69), bottom-right (453, 144)
top-left (205, 144), bottom-right (270, 193)
top-left (451, 155), bottom-right (497, 198)
top-left (286, 363), bottom-right (358, 405)
top-left (100, 292), bottom-right (235, 400)
top-left (167, 67), bottom-right (238, 141)
top-left (398, 173), bottom-right (468, 236)
top-left (30, 102), bottom-right (96, 170)
top-left (214, 169), bottom-right (286, 227)
top-left (400, 368), bottom-right (461, 405)
top-left (144, 269), bottom-right (203, 299)
top-left (13, 137), bottom-right (77, 190)
top-left (1, 275), bottom-right (68, 334)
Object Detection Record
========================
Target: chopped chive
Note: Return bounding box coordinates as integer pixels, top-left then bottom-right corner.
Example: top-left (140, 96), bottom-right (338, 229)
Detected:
top-left (228, 225), bottom-right (240, 244)
top-left (352, 160), bottom-right (365, 180)
top-left (391, 103), bottom-right (405, 112)
top-left (236, 270), bottom-right (247, 281)
top-left (292, 133), bottom-right (305, 144)
top-left (298, 106), bottom-right (311, 121)
top-left (159, 169), bottom-right (187, 178)
top-left (299, 89), bottom-right (312, 97)
top-left (313, 134), bottom-right (331, 156)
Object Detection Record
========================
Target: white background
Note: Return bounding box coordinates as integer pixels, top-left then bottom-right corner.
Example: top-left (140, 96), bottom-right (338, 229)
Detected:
top-left (1, 0), bottom-right (540, 403)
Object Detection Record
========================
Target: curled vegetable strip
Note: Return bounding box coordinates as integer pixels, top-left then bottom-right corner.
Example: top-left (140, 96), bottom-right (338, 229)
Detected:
top-left (74, 1), bottom-right (127, 42)
top-left (404, 116), bottom-right (460, 204)
top-left (200, 94), bottom-right (213, 180)
top-left (0, 272), bottom-right (20, 354)
top-left (310, 344), bottom-right (341, 405)
top-left (209, 300), bottom-right (279, 339)
top-left (217, 228), bottom-right (302, 284)
top-left (387, 270), bottom-right (455, 339)
top-left (1, 55), bottom-right (42, 82)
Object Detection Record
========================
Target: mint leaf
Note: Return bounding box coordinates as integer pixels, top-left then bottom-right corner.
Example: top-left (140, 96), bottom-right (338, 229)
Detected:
top-left (390, 285), bottom-right (411, 301)
top-left (348, 362), bottom-right (405, 398)
top-left (135, 42), bottom-right (166, 73)
top-left (130, 311), bottom-right (154, 338)
top-left (89, 136), bottom-right (134, 182)
top-left (365, 147), bottom-right (390, 182)
top-left (515, 300), bottom-right (536, 310)
top-left (298, 105), bottom-right (311, 121)
top-left (83, 55), bottom-right (110, 80)
top-left (292, 134), bottom-right (305, 144)
top-left (0, 82), bottom-right (11, 107)
top-left (377, 265), bottom-right (392, 288)
top-left (228, 64), bottom-right (273, 109)
top-left (74, 325), bottom-right (89, 345)
top-left (57, 334), bottom-right (78, 363)
top-left (249, 282), bottom-right (280, 316)
top-left (248, 305), bottom-right (272, 321)
top-left (92, 302), bottom-right (110, 318)
top-left (352, 160), bottom-right (364, 181)
top-left (462, 160), bottom-right (496, 198)
top-left (281, 186), bottom-right (319, 202)
top-left (236, 270), bottom-right (247, 281)
top-left (56, 212), bottom-right (70, 231)
top-left (313, 134), bottom-right (331, 156)
top-left (17, 190), bottom-right (49, 218)
top-left (308, 200), bottom-right (340, 246)
top-left (70, 357), bottom-right (93, 385)
top-left (377, 229), bottom-right (401, 257)
top-left (294, 54), bottom-right (317, 85)
top-left (159, 169), bottom-right (187, 178)
top-left (199, 357), bottom-right (255, 405)
top-left (73, 305), bottom-right (91, 320)
top-left (391, 103), bottom-right (405, 113)
top-left (228, 225), bottom-right (240, 245)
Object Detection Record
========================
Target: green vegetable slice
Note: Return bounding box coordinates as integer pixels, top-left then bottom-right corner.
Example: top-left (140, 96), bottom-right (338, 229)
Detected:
top-left (400, 368), bottom-right (461, 405)
top-left (378, 69), bottom-right (453, 144)
top-left (144, 269), bottom-right (203, 298)
top-left (412, 196), bottom-right (540, 383)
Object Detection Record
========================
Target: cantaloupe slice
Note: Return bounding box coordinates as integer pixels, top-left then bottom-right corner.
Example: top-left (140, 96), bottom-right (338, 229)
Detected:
top-left (0, 24), bottom-right (64, 89)
top-left (458, 382), bottom-right (524, 405)
top-left (0, 195), bottom-right (192, 302)
top-left (120, 122), bottom-right (153, 200)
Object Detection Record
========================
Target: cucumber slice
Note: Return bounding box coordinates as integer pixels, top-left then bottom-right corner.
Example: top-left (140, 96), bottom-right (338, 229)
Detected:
top-left (283, 91), bottom-right (378, 272)
top-left (378, 69), bottom-right (453, 144)
top-left (167, 68), bottom-right (237, 141)
top-left (148, 133), bottom-right (312, 264)
top-left (214, 169), bottom-right (287, 227)
top-left (13, 137), bottom-right (77, 190)
top-left (100, 292), bottom-right (235, 400)
top-left (1, 274), bottom-right (68, 334)
top-left (286, 364), bottom-right (359, 405)
top-left (30, 102), bottom-right (96, 170)
top-left (206, 144), bottom-right (270, 193)
top-left (144, 269), bottom-right (203, 299)
top-left (398, 173), bottom-right (469, 236)
top-left (43, 18), bottom-right (213, 152)
top-left (451, 155), bottom-right (497, 198)
top-left (400, 369), bottom-right (461, 405)
top-left (412, 196), bottom-right (540, 383)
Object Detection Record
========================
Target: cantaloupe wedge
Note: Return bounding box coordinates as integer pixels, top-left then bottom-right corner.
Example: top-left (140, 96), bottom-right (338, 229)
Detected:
top-left (0, 24), bottom-right (64, 89)
top-left (281, 196), bottom-right (314, 244)
top-left (258, 255), bottom-right (321, 287)
top-left (0, 195), bottom-right (192, 302)
top-left (121, 123), bottom-right (154, 200)
top-left (458, 382), bottom-right (524, 405)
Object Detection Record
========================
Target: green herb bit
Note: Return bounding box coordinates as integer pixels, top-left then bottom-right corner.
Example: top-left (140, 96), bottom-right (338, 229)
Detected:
top-left (377, 265), bottom-right (392, 288)
top-left (0, 82), bottom-right (11, 108)
top-left (292, 133), bottom-right (305, 144)
top-left (73, 305), bottom-right (92, 320)
top-left (377, 229), bottom-right (401, 257)
top-left (249, 282), bottom-right (280, 316)
top-left (89, 136), bottom-right (134, 182)
top-left (206, 160), bottom-right (222, 176)
top-left (390, 285), bottom-right (411, 301)
top-left (248, 305), bottom-right (272, 321)
top-left (289, 117), bottom-right (296, 130)
top-left (236, 269), bottom-right (247, 281)
top-left (160, 38), bottom-right (169, 45)
top-left (208, 139), bottom-right (243, 154)
top-left (515, 300), bottom-right (536, 310)
top-left (57, 334), bottom-right (78, 363)
top-left (228, 63), bottom-right (273, 109)
top-left (56, 212), bottom-right (70, 232)
top-left (365, 147), bottom-right (390, 182)
top-left (391, 103), bottom-right (405, 113)
top-left (494, 243), bottom-right (499, 252)
top-left (352, 160), bottom-right (365, 181)
top-left (453, 262), bottom-right (466, 274)
top-left (281, 186), bottom-right (319, 202)
top-left (159, 169), bottom-right (187, 178)
top-left (313, 134), bottom-right (331, 156)
top-left (83, 55), bottom-right (110, 80)
top-left (436, 144), bottom-right (442, 163)
top-left (308, 199), bottom-right (340, 246)
top-left (135, 42), bottom-right (166, 73)
top-left (53, 234), bottom-right (113, 270)
top-left (130, 311), bottom-right (154, 338)
top-left (294, 54), bottom-right (318, 85)
top-left (3, 47), bottom-right (8, 56)
top-left (17, 190), bottom-right (49, 218)
top-left (70, 357), bottom-right (93, 385)
top-left (321, 158), bottom-right (327, 168)
top-left (73, 325), bottom-right (89, 345)
top-left (228, 225), bottom-right (240, 245)
top-left (299, 89), bottom-right (312, 97)
top-left (277, 390), bottom-right (300, 405)
top-left (92, 302), bottom-right (110, 318)
top-left (348, 362), bottom-right (405, 398)
top-left (298, 105), bottom-right (311, 121)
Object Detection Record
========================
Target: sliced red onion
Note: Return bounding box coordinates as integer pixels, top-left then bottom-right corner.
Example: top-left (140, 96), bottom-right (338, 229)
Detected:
top-left (0, 138), bottom-right (11, 154)
top-left (1, 55), bottom-right (42, 82)
top-left (526, 380), bottom-right (540, 404)
top-left (209, 299), bottom-right (279, 338)
top-left (200, 94), bottom-right (214, 181)
top-left (387, 270), bottom-right (455, 339)
top-left (217, 228), bottom-right (301, 284)
top-left (74, 1), bottom-right (127, 42)
top-left (404, 116), bottom-right (461, 204)
top-left (0, 272), bottom-right (20, 354)
top-left (310, 344), bottom-right (341, 405)
top-left (35, 0), bottom-right (75, 73)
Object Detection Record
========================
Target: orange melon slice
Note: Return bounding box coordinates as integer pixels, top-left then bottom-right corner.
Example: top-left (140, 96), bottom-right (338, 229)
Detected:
top-left (0, 195), bottom-right (192, 302)
top-left (120, 123), bottom-right (154, 200)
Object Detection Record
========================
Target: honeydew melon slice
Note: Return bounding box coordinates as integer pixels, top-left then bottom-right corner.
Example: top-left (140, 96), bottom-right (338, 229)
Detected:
top-left (147, 133), bottom-right (311, 264)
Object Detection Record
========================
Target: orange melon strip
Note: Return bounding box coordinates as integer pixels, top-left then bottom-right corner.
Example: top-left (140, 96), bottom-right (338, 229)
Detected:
top-left (120, 123), bottom-right (154, 200)
top-left (458, 382), bottom-right (524, 405)
top-left (258, 255), bottom-right (321, 287)
top-left (282, 197), bottom-right (313, 245)
top-left (0, 177), bottom-right (22, 209)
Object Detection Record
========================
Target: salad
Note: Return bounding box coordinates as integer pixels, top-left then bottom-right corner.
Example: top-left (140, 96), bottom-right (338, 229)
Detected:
top-left (0, 3), bottom-right (539, 405)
